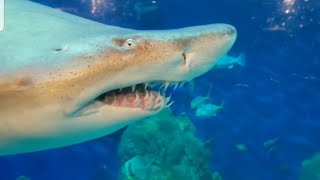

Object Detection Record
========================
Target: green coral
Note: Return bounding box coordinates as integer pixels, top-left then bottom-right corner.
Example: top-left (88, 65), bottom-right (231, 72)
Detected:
top-left (118, 109), bottom-right (214, 180)
top-left (16, 176), bottom-right (31, 180)
top-left (211, 171), bottom-right (223, 180)
top-left (300, 152), bottom-right (320, 180)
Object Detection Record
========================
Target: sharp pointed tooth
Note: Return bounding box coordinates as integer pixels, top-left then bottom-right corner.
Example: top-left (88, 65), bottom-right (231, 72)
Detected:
top-left (123, 97), bottom-right (128, 106)
top-left (144, 83), bottom-right (148, 90)
top-left (132, 85), bottom-right (136, 92)
top-left (173, 83), bottom-right (179, 90)
top-left (149, 94), bottom-right (154, 109)
top-left (135, 92), bottom-right (142, 107)
top-left (112, 95), bottom-right (117, 105)
top-left (165, 96), bottom-right (171, 103)
top-left (148, 94), bottom-right (152, 104)
top-left (146, 91), bottom-right (150, 99)
top-left (179, 82), bottom-right (185, 88)
top-left (164, 82), bottom-right (170, 91)
top-left (155, 91), bottom-right (161, 102)
top-left (149, 91), bottom-right (153, 99)
top-left (165, 101), bottom-right (174, 108)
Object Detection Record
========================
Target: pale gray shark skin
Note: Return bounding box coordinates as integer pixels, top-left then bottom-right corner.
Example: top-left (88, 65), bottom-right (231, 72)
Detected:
top-left (0, 0), bottom-right (236, 155)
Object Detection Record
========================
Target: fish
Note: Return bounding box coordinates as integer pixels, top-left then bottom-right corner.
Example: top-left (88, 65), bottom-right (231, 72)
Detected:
top-left (263, 137), bottom-right (279, 152)
top-left (0, 0), bottom-right (236, 155)
top-left (134, 1), bottom-right (159, 21)
top-left (235, 144), bottom-right (248, 152)
top-left (194, 102), bottom-right (224, 118)
top-left (190, 96), bottom-right (210, 110)
top-left (215, 53), bottom-right (246, 69)
top-left (190, 95), bottom-right (224, 118)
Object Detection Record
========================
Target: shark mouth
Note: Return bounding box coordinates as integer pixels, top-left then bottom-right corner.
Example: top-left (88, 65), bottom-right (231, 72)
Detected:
top-left (77, 82), bottom-right (182, 116)
top-left (97, 83), bottom-right (171, 111)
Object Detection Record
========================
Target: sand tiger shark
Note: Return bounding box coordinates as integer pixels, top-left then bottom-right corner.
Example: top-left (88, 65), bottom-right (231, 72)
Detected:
top-left (0, 0), bottom-right (236, 156)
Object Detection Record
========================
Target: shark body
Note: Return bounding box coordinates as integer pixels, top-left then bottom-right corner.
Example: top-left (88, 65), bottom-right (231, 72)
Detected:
top-left (0, 0), bottom-right (236, 156)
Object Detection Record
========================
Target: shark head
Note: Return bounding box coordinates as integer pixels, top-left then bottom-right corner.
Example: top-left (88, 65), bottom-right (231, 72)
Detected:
top-left (64, 23), bottom-right (236, 129)
top-left (0, 13), bottom-right (236, 155)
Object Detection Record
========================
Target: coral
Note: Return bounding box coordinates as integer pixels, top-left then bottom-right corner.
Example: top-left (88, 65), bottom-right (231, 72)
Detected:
top-left (212, 171), bottom-right (223, 180)
top-left (118, 109), bottom-right (213, 180)
top-left (300, 152), bottom-right (320, 180)
top-left (16, 176), bottom-right (31, 180)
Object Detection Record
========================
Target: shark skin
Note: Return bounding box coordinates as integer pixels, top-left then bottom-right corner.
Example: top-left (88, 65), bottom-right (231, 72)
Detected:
top-left (0, 0), bottom-right (237, 156)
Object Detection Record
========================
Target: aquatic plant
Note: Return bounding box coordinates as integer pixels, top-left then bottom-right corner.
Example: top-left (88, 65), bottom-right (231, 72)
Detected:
top-left (118, 109), bottom-right (214, 180)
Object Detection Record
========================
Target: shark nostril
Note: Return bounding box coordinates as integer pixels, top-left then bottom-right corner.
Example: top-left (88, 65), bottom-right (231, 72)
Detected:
top-left (182, 53), bottom-right (187, 65)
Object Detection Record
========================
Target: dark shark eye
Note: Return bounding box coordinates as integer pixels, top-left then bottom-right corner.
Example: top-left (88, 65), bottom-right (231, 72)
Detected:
top-left (122, 39), bottom-right (137, 49)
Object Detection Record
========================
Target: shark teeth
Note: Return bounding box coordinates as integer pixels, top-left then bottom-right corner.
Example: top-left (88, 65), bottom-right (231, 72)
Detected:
top-left (165, 101), bottom-right (174, 108)
top-left (157, 81), bottom-right (187, 91)
top-left (164, 82), bottom-right (170, 91)
top-left (100, 81), bottom-right (189, 111)
top-left (173, 83), bottom-right (179, 90)
top-left (165, 93), bottom-right (172, 103)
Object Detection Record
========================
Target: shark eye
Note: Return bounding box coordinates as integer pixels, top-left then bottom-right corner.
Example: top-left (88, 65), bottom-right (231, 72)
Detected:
top-left (122, 39), bottom-right (137, 49)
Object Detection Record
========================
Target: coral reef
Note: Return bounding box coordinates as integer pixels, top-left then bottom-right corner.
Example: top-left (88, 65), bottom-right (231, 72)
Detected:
top-left (300, 152), bottom-right (320, 180)
top-left (118, 109), bottom-right (214, 180)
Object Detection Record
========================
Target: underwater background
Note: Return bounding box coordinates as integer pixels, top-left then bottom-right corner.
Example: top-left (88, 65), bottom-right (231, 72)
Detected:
top-left (0, 0), bottom-right (319, 179)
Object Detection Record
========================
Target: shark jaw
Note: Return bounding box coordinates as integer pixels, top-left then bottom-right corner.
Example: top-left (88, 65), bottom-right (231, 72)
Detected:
top-left (74, 82), bottom-right (174, 117)
top-left (0, 0), bottom-right (237, 156)
top-left (67, 24), bottom-right (237, 121)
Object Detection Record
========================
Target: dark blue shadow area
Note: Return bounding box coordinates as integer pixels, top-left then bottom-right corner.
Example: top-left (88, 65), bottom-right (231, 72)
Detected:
top-left (0, 135), bottom-right (122, 180)
top-left (1, 0), bottom-right (319, 179)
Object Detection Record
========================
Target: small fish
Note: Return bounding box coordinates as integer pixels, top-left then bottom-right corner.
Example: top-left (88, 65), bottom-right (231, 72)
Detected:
top-left (263, 138), bottom-right (279, 152)
top-left (194, 102), bottom-right (224, 118)
top-left (215, 53), bottom-right (246, 69)
top-left (190, 96), bottom-right (210, 109)
top-left (134, 2), bottom-right (159, 21)
top-left (235, 144), bottom-right (248, 152)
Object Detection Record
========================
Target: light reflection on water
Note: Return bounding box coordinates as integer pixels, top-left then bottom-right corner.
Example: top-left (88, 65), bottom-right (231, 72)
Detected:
top-left (263, 0), bottom-right (317, 36)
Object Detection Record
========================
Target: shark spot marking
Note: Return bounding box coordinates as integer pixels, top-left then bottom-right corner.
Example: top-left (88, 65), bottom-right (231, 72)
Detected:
top-left (17, 77), bottom-right (33, 87)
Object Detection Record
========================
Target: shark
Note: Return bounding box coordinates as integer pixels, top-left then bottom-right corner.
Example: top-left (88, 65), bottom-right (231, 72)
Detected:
top-left (0, 0), bottom-right (236, 156)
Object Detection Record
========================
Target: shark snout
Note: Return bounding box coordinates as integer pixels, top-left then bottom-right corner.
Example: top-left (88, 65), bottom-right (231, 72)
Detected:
top-left (221, 24), bottom-right (237, 36)
top-left (181, 24), bottom-right (237, 78)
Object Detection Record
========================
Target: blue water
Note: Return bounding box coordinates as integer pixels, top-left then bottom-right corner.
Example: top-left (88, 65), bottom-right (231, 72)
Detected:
top-left (1, 0), bottom-right (319, 180)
